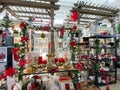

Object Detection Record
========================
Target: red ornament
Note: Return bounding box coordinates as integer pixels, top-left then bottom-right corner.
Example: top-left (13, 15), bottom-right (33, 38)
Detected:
top-left (70, 40), bottom-right (76, 47)
top-left (21, 36), bottom-right (29, 43)
top-left (113, 57), bottom-right (117, 62)
top-left (72, 25), bottom-right (77, 31)
top-left (59, 58), bottom-right (65, 63)
top-left (18, 59), bottom-right (27, 67)
top-left (71, 10), bottom-right (79, 22)
top-left (20, 22), bottom-right (26, 29)
top-left (38, 56), bottom-right (42, 64)
top-left (54, 58), bottom-right (59, 63)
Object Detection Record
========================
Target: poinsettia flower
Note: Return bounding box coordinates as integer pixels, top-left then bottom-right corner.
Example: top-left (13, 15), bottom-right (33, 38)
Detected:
top-left (18, 59), bottom-right (27, 67)
top-left (70, 40), bottom-right (76, 47)
top-left (20, 22), bottom-right (26, 29)
top-left (0, 75), bottom-right (6, 80)
top-left (71, 10), bottom-right (79, 22)
top-left (75, 63), bottom-right (83, 70)
top-left (13, 54), bottom-right (19, 61)
top-left (21, 36), bottom-right (29, 43)
top-left (5, 67), bottom-right (16, 76)
top-left (72, 25), bottom-right (77, 31)
top-left (12, 48), bottom-right (19, 54)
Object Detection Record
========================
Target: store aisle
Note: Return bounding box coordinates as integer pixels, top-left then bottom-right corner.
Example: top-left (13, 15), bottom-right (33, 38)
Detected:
top-left (100, 81), bottom-right (120, 90)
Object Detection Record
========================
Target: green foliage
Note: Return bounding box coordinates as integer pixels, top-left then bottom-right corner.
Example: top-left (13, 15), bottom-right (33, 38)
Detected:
top-left (1, 13), bottom-right (13, 28)
top-left (117, 22), bottom-right (120, 34)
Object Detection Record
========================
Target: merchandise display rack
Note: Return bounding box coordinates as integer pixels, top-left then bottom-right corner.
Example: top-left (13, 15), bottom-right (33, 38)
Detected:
top-left (88, 35), bottom-right (117, 86)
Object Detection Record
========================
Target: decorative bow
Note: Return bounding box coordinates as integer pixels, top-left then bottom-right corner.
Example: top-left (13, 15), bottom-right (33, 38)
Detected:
top-left (21, 36), bottom-right (29, 43)
top-left (18, 59), bottom-right (27, 67)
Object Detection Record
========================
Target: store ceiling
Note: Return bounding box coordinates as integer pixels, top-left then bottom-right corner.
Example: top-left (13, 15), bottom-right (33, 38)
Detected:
top-left (0, 0), bottom-right (119, 26)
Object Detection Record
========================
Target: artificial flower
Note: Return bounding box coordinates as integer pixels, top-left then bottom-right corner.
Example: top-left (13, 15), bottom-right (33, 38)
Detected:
top-left (13, 54), bottom-right (19, 61)
top-left (72, 25), bottom-right (77, 31)
top-left (18, 59), bottom-right (27, 67)
top-left (12, 48), bottom-right (19, 54)
top-left (70, 40), bottom-right (76, 47)
top-left (75, 63), bottom-right (83, 70)
top-left (20, 22), bottom-right (26, 29)
top-left (5, 67), bottom-right (16, 76)
top-left (21, 36), bottom-right (29, 43)
top-left (71, 10), bottom-right (79, 22)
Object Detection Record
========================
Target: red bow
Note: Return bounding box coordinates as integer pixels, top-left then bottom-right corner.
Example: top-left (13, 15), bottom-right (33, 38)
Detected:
top-left (5, 67), bottom-right (16, 77)
top-left (21, 36), bottom-right (29, 43)
top-left (20, 22), bottom-right (26, 29)
top-left (71, 10), bottom-right (79, 22)
top-left (18, 59), bottom-right (27, 67)
top-left (70, 40), bottom-right (76, 47)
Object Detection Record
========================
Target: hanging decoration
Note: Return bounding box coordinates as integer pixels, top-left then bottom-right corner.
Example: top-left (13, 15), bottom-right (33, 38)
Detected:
top-left (12, 21), bottom-right (29, 81)
top-left (41, 32), bottom-right (45, 38)
top-left (59, 27), bottom-right (65, 38)
top-left (71, 10), bottom-right (79, 22)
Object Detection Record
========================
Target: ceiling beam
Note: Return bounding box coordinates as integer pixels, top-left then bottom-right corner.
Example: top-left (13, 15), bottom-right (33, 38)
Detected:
top-left (12, 10), bottom-right (55, 16)
top-left (5, 7), bottom-right (20, 19)
top-left (74, 3), bottom-right (119, 13)
top-left (0, 0), bottom-right (60, 10)
top-left (80, 17), bottom-right (98, 20)
top-left (18, 15), bottom-right (51, 20)
top-left (72, 8), bottom-right (116, 17)
top-left (40, 0), bottom-right (59, 3)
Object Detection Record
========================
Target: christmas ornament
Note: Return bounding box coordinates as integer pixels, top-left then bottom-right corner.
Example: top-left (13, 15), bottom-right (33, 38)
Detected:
top-left (20, 22), bottom-right (26, 29)
top-left (70, 40), bottom-right (76, 47)
top-left (41, 32), bottom-right (45, 38)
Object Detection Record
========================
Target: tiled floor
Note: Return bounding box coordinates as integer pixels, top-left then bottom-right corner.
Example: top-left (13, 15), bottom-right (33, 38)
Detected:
top-left (100, 81), bottom-right (120, 90)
